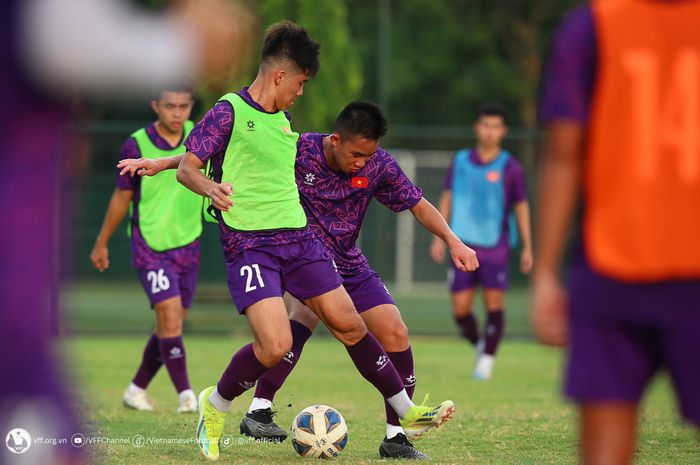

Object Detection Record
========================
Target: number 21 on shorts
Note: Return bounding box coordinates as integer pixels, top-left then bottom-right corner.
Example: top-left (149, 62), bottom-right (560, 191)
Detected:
top-left (240, 264), bottom-right (265, 293)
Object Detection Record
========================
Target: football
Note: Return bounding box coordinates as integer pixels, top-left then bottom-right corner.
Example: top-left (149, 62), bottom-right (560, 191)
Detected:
top-left (290, 405), bottom-right (349, 459)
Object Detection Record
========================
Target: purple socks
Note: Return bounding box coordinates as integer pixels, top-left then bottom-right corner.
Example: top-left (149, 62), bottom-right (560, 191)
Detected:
top-left (484, 310), bottom-right (504, 355)
top-left (159, 336), bottom-right (191, 393)
top-left (384, 347), bottom-right (415, 426)
top-left (345, 333), bottom-right (405, 399)
top-left (255, 320), bottom-right (312, 401)
top-left (131, 334), bottom-right (162, 389)
top-left (455, 313), bottom-right (479, 345)
top-left (217, 343), bottom-right (268, 401)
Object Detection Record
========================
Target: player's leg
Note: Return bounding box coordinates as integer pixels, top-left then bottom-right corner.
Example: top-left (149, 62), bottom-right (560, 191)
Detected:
top-left (472, 259), bottom-right (509, 380)
top-left (198, 297), bottom-right (291, 459)
top-left (253, 293), bottom-right (319, 406)
top-left (242, 295), bottom-right (320, 441)
top-left (197, 249), bottom-right (288, 460)
top-left (153, 296), bottom-right (196, 410)
top-left (125, 332), bottom-right (161, 411)
top-left (282, 241), bottom-right (406, 403)
top-left (340, 268), bottom-right (425, 450)
top-left (449, 261), bottom-right (480, 346)
top-left (124, 266), bottom-right (186, 411)
top-left (581, 403), bottom-right (637, 465)
top-left (566, 267), bottom-right (662, 465)
top-left (361, 304), bottom-right (427, 459)
top-left (170, 264), bottom-right (199, 412)
top-left (283, 240), bottom-right (454, 435)
top-left (473, 288), bottom-right (505, 380)
top-left (659, 300), bottom-right (700, 438)
top-left (302, 286), bottom-right (453, 435)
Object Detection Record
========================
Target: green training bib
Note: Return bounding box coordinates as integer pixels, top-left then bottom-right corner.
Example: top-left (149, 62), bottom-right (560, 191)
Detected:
top-left (131, 121), bottom-right (203, 251)
top-left (217, 93), bottom-right (307, 231)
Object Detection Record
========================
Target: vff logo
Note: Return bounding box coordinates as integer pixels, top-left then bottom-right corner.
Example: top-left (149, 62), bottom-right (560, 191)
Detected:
top-left (5, 428), bottom-right (31, 454)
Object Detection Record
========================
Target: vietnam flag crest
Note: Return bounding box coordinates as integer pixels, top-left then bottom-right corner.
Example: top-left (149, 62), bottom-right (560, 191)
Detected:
top-left (351, 176), bottom-right (369, 189)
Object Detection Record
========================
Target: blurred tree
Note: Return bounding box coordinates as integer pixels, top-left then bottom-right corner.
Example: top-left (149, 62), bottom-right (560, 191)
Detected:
top-left (347, 0), bottom-right (580, 128)
top-left (136, 0), bottom-right (363, 133)
top-left (258, 0), bottom-right (363, 132)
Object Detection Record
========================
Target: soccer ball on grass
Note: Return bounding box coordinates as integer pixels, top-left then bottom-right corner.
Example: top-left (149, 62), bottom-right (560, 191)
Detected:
top-left (290, 405), bottom-right (348, 458)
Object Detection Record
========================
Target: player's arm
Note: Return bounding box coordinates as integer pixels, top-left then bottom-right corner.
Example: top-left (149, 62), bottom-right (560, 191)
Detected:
top-left (514, 200), bottom-right (533, 274)
top-left (411, 198), bottom-right (478, 272)
top-left (176, 152), bottom-right (233, 211)
top-left (429, 189), bottom-right (452, 263)
top-left (117, 154), bottom-right (184, 177)
top-left (532, 121), bottom-right (585, 346)
top-left (90, 188), bottom-right (133, 272)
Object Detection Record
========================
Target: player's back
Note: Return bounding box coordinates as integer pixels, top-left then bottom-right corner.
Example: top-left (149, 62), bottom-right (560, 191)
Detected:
top-left (585, 0), bottom-right (700, 282)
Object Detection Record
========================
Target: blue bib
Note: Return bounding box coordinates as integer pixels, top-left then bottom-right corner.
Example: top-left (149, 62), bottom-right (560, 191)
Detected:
top-left (449, 149), bottom-right (518, 248)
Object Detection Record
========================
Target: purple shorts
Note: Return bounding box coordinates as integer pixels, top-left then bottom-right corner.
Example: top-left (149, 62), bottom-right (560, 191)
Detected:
top-left (226, 239), bottom-right (343, 314)
top-left (137, 265), bottom-right (199, 309)
top-left (342, 268), bottom-right (396, 313)
top-left (566, 254), bottom-right (700, 425)
top-left (448, 259), bottom-right (509, 292)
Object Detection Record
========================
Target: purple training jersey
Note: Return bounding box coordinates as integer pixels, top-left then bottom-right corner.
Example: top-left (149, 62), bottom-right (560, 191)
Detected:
top-left (117, 123), bottom-right (200, 271)
top-left (539, 4), bottom-right (596, 126)
top-left (184, 88), bottom-right (313, 261)
top-left (295, 133), bottom-right (423, 275)
top-left (443, 149), bottom-right (527, 264)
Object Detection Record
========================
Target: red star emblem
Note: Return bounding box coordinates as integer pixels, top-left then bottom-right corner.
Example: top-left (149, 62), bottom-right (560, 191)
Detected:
top-left (487, 171), bottom-right (500, 182)
top-left (352, 176), bottom-right (368, 189)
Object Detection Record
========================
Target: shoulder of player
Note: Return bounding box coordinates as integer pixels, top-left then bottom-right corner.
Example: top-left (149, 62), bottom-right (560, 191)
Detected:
top-left (369, 146), bottom-right (395, 167)
top-left (504, 153), bottom-right (523, 170)
top-left (211, 99), bottom-right (235, 118)
top-left (365, 147), bottom-right (401, 184)
top-left (120, 134), bottom-right (142, 160)
top-left (296, 132), bottom-right (326, 157)
top-left (504, 155), bottom-right (526, 183)
top-left (553, 3), bottom-right (595, 56)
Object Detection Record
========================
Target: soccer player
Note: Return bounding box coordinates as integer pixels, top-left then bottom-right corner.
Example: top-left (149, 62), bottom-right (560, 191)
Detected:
top-left (90, 87), bottom-right (201, 413)
top-left (228, 101), bottom-right (477, 459)
top-left (430, 103), bottom-right (532, 380)
top-left (120, 99), bottom-right (479, 459)
top-left (534, 2), bottom-right (700, 465)
top-left (171, 22), bottom-right (467, 461)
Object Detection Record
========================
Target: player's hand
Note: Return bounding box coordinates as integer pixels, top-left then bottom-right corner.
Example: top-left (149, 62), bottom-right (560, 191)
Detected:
top-left (447, 237), bottom-right (479, 272)
top-left (207, 182), bottom-right (234, 211)
top-left (117, 158), bottom-right (163, 177)
top-left (430, 238), bottom-right (446, 264)
top-left (90, 244), bottom-right (110, 272)
top-left (531, 273), bottom-right (568, 347)
top-left (520, 246), bottom-right (533, 274)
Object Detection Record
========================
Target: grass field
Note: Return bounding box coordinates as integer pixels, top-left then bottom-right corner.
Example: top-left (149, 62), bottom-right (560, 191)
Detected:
top-left (68, 336), bottom-right (698, 465)
top-left (62, 282), bottom-right (533, 337)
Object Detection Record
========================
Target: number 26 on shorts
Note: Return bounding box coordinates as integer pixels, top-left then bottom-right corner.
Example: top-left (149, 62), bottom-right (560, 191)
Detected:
top-left (146, 268), bottom-right (170, 295)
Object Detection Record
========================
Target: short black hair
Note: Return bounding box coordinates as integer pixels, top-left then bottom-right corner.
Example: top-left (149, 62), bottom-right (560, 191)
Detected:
top-left (152, 84), bottom-right (194, 101)
top-left (334, 101), bottom-right (389, 141)
top-left (261, 21), bottom-right (320, 77)
top-left (475, 102), bottom-right (509, 125)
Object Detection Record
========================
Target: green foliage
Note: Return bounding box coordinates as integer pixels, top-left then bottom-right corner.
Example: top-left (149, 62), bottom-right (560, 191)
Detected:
top-left (347, 0), bottom-right (580, 128)
top-left (258, 0), bottom-right (363, 132)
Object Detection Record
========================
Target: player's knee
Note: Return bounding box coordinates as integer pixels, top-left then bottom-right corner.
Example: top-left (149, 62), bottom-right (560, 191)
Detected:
top-left (391, 322), bottom-right (410, 350)
top-left (257, 337), bottom-right (292, 368)
top-left (156, 313), bottom-right (183, 338)
top-left (377, 322), bottom-right (409, 352)
top-left (332, 318), bottom-right (367, 346)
